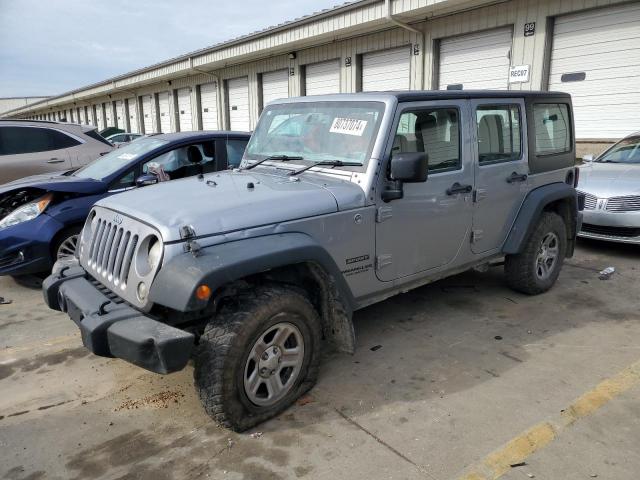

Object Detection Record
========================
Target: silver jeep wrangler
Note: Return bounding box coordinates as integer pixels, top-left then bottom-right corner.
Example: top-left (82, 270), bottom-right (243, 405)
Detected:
top-left (44, 91), bottom-right (581, 431)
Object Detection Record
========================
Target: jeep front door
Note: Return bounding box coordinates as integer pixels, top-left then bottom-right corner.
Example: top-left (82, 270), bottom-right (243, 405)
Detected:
top-left (471, 100), bottom-right (529, 254)
top-left (375, 101), bottom-right (474, 282)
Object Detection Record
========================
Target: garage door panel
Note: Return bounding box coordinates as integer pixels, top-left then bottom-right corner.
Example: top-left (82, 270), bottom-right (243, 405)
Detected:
top-left (305, 60), bottom-right (340, 96)
top-left (158, 92), bottom-right (171, 133)
top-left (200, 83), bottom-right (219, 130)
top-left (142, 95), bottom-right (154, 133)
top-left (438, 27), bottom-right (512, 90)
top-left (177, 88), bottom-right (193, 132)
top-left (127, 98), bottom-right (139, 134)
top-left (362, 47), bottom-right (411, 91)
top-left (228, 77), bottom-right (250, 132)
top-left (262, 70), bottom-right (289, 106)
top-left (549, 3), bottom-right (640, 139)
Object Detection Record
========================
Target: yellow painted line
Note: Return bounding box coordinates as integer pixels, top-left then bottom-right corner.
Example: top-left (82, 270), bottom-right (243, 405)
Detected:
top-left (458, 359), bottom-right (640, 480)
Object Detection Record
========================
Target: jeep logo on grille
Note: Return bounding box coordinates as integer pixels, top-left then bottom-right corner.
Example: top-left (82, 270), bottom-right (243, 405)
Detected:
top-left (113, 214), bottom-right (123, 225)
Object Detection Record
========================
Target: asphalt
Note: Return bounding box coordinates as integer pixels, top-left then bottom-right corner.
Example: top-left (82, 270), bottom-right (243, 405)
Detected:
top-left (1, 238), bottom-right (639, 480)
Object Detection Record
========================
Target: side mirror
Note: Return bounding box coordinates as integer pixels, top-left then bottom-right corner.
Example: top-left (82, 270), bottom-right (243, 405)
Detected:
top-left (582, 154), bottom-right (594, 163)
top-left (390, 152), bottom-right (428, 182)
top-left (382, 152), bottom-right (429, 202)
top-left (135, 174), bottom-right (159, 187)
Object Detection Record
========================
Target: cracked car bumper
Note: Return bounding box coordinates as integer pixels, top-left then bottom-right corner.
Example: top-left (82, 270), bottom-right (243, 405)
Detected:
top-left (43, 260), bottom-right (194, 374)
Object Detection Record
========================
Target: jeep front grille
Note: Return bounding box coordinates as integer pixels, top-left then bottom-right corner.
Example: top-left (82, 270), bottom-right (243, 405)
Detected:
top-left (79, 206), bottom-right (163, 310)
top-left (87, 219), bottom-right (138, 287)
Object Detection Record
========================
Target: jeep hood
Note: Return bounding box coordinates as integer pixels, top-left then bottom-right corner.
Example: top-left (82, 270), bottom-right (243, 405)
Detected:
top-left (0, 171), bottom-right (106, 196)
top-left (96, 170), bottom-right (366, 242)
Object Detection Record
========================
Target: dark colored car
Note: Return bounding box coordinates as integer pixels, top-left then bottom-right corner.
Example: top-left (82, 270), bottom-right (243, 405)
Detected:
top-left (0, 131), bottom-right (250, 276)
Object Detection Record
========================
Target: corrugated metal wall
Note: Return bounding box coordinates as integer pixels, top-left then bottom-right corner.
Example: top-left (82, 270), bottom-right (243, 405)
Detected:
top-left (16, 0), bottom-right (636, 142)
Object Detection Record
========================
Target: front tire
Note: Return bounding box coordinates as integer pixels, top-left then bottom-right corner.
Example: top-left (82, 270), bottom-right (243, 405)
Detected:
top-left (505, 212), bottom-right (567, 295)
top-left (194, 285), bottom-right (322, 432)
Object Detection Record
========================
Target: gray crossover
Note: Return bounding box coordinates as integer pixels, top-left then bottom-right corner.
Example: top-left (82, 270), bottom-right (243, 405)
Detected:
top-left (44, 91), bottom-right (581, 431)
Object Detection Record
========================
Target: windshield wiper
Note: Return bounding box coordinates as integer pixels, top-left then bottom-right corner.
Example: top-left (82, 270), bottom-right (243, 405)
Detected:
top-left (289, 160), bottom-right (363, 176)
top-left (243, 155), bottom-right (304, 171)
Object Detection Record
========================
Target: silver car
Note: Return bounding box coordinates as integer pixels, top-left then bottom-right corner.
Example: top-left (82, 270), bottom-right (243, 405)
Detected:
top-left (0, 120), bottom-right (113, 184)
top-left (578, 132), bottom-right (640, 243)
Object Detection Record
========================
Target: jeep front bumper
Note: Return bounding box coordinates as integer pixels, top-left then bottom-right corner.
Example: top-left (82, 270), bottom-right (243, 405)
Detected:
top-left (42, 262), bottom-right (194, 374)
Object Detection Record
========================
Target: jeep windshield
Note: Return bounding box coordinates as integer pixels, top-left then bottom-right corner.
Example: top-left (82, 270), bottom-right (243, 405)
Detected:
top-left (73, 137), bottom-right (168, 180)
top-left (243, 101), bottom-right (385, 171)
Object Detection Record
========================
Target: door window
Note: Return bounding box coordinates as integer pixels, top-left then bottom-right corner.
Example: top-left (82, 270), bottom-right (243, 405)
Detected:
top-left (476, 105), bottom-right (522, 164)
top-left (0, 126), bottom-right (79, 155)
top-left (533, 104), bottom-right (571, 155)
top-left (142, 142), bottom-right (216, 179)
top-left (393, 108), bottom-right (460, 173)
top-left (109, 170), bottom-right (136, 191)
top-left (226, 138), bottom-right (248, 168)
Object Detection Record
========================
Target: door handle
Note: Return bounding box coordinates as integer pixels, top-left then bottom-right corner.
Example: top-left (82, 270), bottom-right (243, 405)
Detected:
top-left (47, 158), bottom-right (65, 164)
top-left (446, 182), bottom-right (473, 195)
top-left (507, 172), bottom-right (528, 183)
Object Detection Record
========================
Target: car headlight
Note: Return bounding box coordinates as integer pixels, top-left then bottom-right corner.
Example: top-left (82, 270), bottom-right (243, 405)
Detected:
top-left (0, 193), bottom-right (53, 229)
top-left (148, 237), bottom-right (163, 270)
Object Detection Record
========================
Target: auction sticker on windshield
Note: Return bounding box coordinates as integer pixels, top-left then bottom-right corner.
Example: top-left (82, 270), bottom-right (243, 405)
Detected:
top-left (117, 153), bottom-right (137, 160)
top-left (330, 118), bottom-right (368, 136)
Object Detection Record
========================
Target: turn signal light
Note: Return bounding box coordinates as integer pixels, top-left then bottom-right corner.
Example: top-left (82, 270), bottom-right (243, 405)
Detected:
top-left (196, 284), bottom-right (212, 301)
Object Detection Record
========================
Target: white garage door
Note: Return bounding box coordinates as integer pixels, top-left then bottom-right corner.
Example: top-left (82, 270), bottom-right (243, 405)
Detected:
top-left (76, 108), bottom-right (82, 124)
top-left (96, 104), bottom-right (104, 130)
top-left (439, 27), bottom-right (512, 90)
top-left (104, 103), bottom-right (114, 127)
top-left (362, 47), bottom-right (411, 91)
top-left (549, 4), bottom-right (640, 139)
top-left (227, 77), bottom-right (250, 131)
top-left (262, 70), bottom-right (289, 106)
top-left (200, 82), bottom-right (219, 130)
top-left (141, 95), bottom-right (154, 133)
top-left (115, 100), bottom-right (125, 129)
top-left (127, 97), bottom-right (139, 133)
top-left (158, 92), bottom-right (171, 133)
top-left (177, 88), bottom-right (193, 132)
top-left (305, 60), bottom-right (340, 96)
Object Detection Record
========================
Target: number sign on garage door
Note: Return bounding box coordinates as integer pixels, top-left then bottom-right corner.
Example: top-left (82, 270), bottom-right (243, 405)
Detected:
top-left (200, 82), bottom-right (219, 130)
top-left (227, 77), bottom-right (250, 131)
top-left (262, 70), bottom-right (289, 107)
top-left (439, 27), bottom-right (512, 90)
top-left (549, 3), bottom-right (640, 139)
top-left (158, 92), bottom-right (171, 133)
top-left (177, 88), bottom-right (193, 132)
top-left (305, 60), bottom-right (340, 96)
top-left (127, 98), bottom-right (139, 133)
top-left (362, 47), bottom-right (411, 91)
top-left (141, 95), bottom-right (154, 133)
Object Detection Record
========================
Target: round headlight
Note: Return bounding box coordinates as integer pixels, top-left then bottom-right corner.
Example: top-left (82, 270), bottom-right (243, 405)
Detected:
top-left (148, 237), bottom-right (163, 270)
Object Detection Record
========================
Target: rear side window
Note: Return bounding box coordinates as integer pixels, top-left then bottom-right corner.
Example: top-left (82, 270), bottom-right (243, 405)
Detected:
top-left (533, 104), bottom-right (571, 155)
top-left (226, 138), bottom-right (249, 168)
top-left (476, 105), bottom-right (522, 164)
top-left (49, 130), bottom-right (81, 149)
top-left (0, 126), bottom-right (79, 155)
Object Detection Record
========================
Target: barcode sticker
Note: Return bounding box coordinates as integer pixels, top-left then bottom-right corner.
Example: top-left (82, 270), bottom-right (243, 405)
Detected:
top-left (329, 118), bottom-right (368, 136)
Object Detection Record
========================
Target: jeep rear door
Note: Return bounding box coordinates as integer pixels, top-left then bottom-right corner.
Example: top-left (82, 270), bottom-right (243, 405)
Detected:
top-left (470, 99), bottom-right (530, 254)
top-left (375, 100), bottom-right (474, 282)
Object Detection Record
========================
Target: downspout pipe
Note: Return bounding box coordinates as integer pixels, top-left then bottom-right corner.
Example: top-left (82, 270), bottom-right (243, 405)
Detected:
top-left (385, 0), bottom-right (422, 35)
top-left (384, 0), bottom-right (425, 89)
top-left (190, 59), bottom-right (224, 130)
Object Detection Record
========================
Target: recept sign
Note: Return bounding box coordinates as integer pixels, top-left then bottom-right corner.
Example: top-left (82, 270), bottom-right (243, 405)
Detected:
top-left (509, 65), bottom-right (530, 84)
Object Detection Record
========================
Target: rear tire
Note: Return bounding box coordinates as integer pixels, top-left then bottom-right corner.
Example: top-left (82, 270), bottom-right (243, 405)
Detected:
top-left (194, 285), bottom-right (322, 432)
top-left (505, 212), bottom-right (567, 295)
